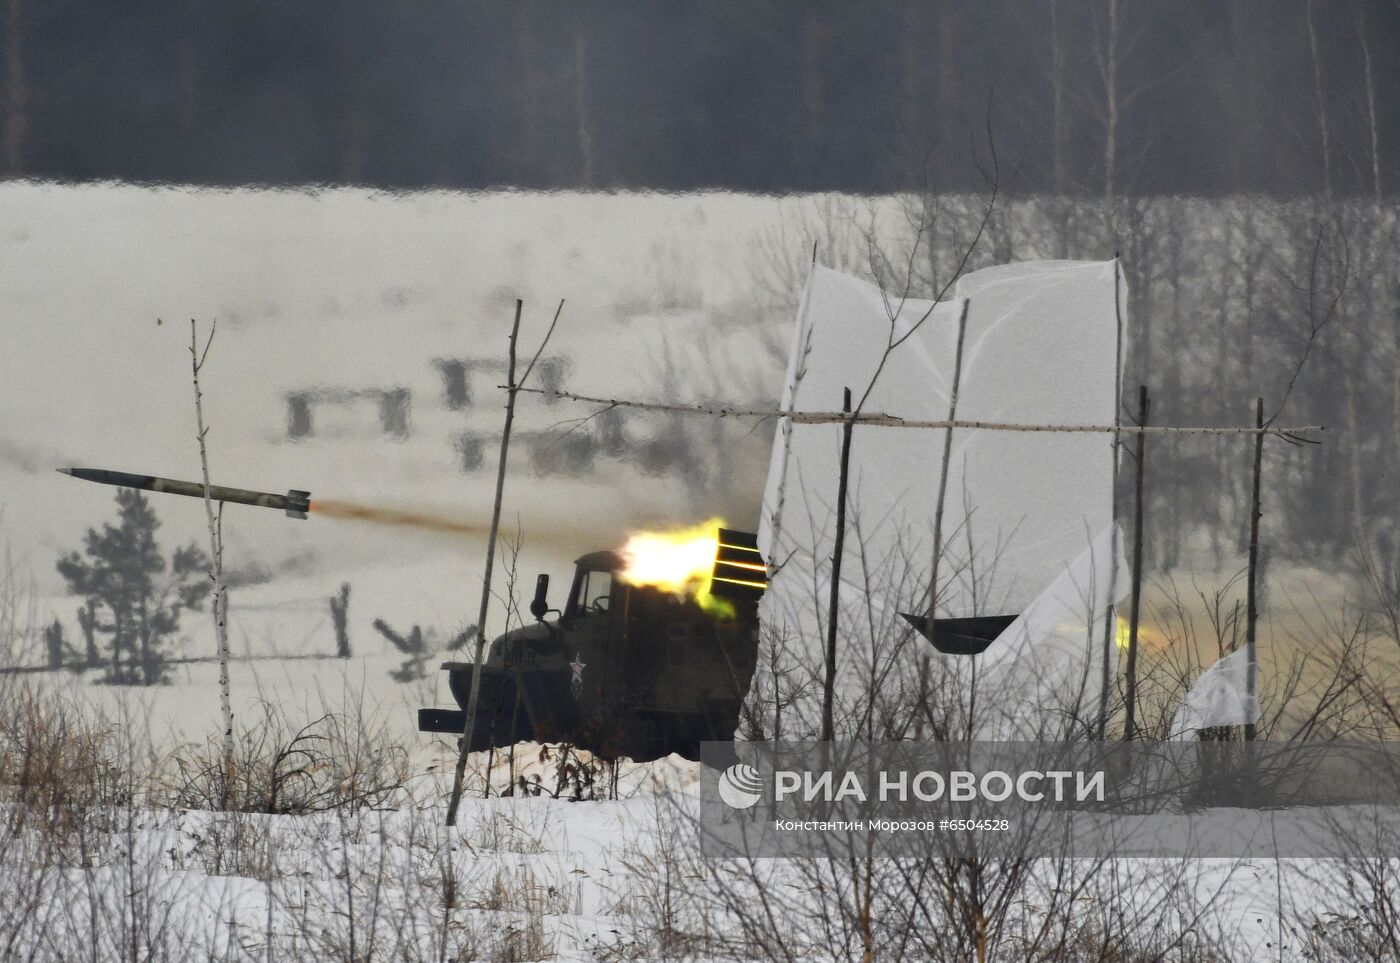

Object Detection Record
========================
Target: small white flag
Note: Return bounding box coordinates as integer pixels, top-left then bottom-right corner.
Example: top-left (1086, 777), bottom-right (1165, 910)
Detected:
top-left (1169, 648), bottom-right (1260, 740)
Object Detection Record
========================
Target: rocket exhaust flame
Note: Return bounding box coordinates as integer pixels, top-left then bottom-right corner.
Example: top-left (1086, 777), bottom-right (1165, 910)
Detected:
top-left (619, 517), bottom-right (724, 593)
top-left (618, 517), bottom-right (741, 617)
top-left (308, 499), bottom-right (488, 536)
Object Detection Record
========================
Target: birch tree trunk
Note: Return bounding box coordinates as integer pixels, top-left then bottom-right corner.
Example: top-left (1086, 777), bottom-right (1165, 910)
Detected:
top-left (574, 27), bottom-right (595, 188)
top-left (1305, 0), bottom-right (1332, 206)
top-left (519, 3), bottom-right (541, 183)
top-left (1101, 0), bottom-right (1119, 247)
top-left (1050, 0), bottom-right (1066, 197)
top-left (191, 319), bottom-right (234, 807)
top-left (801, 8), bottom-right (827, 164)
top-left (4, 0), bottom-right (25, 176)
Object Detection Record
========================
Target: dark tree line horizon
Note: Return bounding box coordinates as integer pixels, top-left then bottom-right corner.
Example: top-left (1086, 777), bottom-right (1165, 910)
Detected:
top-left (1, 0), bottom-right (1398, 198)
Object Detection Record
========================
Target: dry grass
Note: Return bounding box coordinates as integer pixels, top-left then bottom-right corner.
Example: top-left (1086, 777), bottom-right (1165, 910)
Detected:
top-left (469, 865), bottom-right (577, 961)
top-left (165, 696), bottom-right (408, 815)
top-left (467, 805), bottom-right (554, 855)
top-left (0, 680), bottom-right (131, 848)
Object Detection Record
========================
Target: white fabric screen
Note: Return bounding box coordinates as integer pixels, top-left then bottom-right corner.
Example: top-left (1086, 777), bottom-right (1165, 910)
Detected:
top-left (757, 261), bottom-right (1126, 737)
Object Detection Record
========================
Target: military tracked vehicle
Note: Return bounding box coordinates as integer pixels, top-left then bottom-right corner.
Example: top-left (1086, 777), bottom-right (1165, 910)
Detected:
top-left (418, 529), bottom-right (766, 761)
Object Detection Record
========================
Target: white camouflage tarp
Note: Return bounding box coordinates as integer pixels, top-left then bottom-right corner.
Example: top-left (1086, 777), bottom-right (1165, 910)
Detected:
top-left (758, 260), bottom-right (1126, 737)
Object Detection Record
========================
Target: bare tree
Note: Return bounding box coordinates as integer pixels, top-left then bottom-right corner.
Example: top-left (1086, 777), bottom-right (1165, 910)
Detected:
top-left (190, 318), bottom-right (233, 807)
top-left (4, 0), bottom-right (25, 176)
top-left (574, 23), bottom-right (595, 188)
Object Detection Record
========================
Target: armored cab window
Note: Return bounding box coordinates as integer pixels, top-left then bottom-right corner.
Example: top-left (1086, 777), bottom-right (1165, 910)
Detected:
top-left (573, 570), bottom-right (612, 616)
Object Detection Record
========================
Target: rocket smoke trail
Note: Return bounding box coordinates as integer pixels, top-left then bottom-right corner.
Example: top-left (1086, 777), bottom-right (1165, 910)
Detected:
top-left (308, 499), bottom-right (490, 536)
top-left (309, 499), bottom-right (613, 554)
top-left (56, 465), bottom-right (617, 548)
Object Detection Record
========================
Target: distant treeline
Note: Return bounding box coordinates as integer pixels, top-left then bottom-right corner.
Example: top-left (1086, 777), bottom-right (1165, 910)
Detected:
top-left (2, 0), bottom-right (1398, 197)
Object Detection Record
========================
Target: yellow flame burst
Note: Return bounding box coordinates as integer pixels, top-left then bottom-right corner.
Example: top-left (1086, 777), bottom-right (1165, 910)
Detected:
top-left (618, 517), bottom-right (735, 618)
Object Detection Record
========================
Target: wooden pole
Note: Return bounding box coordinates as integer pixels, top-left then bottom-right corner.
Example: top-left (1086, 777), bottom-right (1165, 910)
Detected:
top-left (1123, 385), bottom-right (1148, 741)
top-left (926, 298), bottom-right (971, 629)
top-left (447, 300), bottom-right (523, 826)
top-left (821, 386), bottom-right (854, 743)
top-left (926, 299), bottom-right (970, 737)
top-left (1244, 396), bottom-right (1264, 742)
top-left (1096, 256), bottom-right (1125, 741)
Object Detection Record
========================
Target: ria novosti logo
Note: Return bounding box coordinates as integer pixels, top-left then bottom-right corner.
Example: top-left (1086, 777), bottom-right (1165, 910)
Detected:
top-left (717, 763), bottom-right (764, 809)
top-left (715, 762), bottom-right (1108, 810)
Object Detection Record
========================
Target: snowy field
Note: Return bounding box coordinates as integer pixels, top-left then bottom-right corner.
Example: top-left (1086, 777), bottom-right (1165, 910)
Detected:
top-left (1, 658), bottom-right (1391, 961)
top-left (0, 666), bottom-right (1355, 963)
top-left (0, 689), bottom-right (1369, 963)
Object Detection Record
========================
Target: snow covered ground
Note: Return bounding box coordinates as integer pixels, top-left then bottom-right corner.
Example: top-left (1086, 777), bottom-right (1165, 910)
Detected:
top-left (1, 770), bottom-right (715, 961)
top-left (0, 662), bottom-right (1382, 962)
top-left (0, 749), bottom-right (1366, 961)
top-left (2, 647), bottom-right (1355, 961)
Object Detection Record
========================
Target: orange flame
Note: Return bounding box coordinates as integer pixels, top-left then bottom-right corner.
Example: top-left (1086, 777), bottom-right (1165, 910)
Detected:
top-left (618, 517), bottom-right (733, 617)
top-left (308, 499), bottom-right (487, 536)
